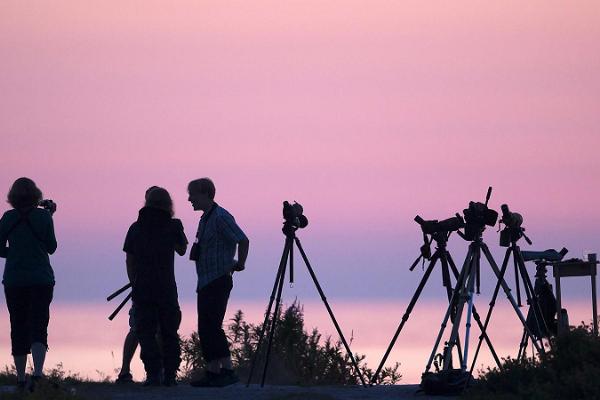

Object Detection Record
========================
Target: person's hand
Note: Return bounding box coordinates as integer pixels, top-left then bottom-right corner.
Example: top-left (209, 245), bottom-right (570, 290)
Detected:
top-left (232, 260), bottom-right (245, 272)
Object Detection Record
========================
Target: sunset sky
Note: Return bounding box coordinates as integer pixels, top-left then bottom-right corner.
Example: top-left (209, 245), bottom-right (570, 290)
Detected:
top-left (1, 1), bottom-right (599, 306)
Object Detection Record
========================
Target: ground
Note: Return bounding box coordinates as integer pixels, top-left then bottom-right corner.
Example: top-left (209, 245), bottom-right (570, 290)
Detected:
top-left (1, 383), bottom-right (454, 400)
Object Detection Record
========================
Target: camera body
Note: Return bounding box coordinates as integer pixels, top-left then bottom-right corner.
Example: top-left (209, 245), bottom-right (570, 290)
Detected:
top-left (38, 199), bottom-right (57, 215)
top-left (414, 215), bottom-right (465, 235)
top-left (462, 201), bottom-right (498, 241)
top-left (499, 204), bottom-right (525, 247)
top-left (282, 201), bottom-right (308, 229)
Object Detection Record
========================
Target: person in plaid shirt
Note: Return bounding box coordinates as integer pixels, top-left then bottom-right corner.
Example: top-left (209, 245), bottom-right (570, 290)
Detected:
top-left (187, 178), bottom-right (249, 387)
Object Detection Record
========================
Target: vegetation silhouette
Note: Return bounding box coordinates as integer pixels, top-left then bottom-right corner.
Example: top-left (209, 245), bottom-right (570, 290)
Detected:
top-left (465, 321), bottom-right (600, 400)
top-left (180, 301), bottom-right (401, 385)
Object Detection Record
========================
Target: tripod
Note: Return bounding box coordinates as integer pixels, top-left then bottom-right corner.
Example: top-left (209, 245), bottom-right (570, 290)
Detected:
top-left (246, 223), bottom-right (367, 387)
top-left (370, 231), bottom-right (501, 384)
top-left (107, 283), bottom-right (132, 320)
top-left (424, 232), bottom-right (541, 376)
top-left (468, 237), bottom-right (549, 376)
top-left (516, 260), bottom-right (557, 361)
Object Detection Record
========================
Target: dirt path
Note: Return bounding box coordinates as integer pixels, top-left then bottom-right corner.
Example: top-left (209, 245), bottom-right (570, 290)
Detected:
top-left (71, 383), bottom-right (451, 400)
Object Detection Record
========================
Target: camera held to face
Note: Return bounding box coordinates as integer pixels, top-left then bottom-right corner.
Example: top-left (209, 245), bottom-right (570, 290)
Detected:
top-left (39, 199), bottom-right (57, 215)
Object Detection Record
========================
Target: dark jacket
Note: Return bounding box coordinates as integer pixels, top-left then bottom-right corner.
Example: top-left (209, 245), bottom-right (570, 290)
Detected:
top-left (0, 208), bottom-right (56, 287)
top-left (123, 207), bottom-right (187, 300)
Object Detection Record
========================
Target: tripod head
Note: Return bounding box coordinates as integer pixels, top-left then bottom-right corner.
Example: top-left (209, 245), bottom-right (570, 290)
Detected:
top-left (498, 204), bottom-right (532, 247)
top-left (410, 215), bottom-right (464, 271)
top-left (282, 201), bottom-right (308, 237)
top-left (459, 187), bottom-right (499, 242)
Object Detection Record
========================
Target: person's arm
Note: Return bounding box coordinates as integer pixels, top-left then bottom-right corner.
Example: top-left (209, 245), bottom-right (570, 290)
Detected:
top-left (126, 253), bottom-right (136, 283)
top-left (173, 219), bottom-right (188, 256)
top-left (217, 213), bottom-right (249, 271)
top-left (123, 223), bottom-right (137, 283)
top-left (0, 213), bottom-right (8, 258)
top-left (44, 214), bottom-right (58, 255)
top-left (234, 238), bottom-right (250, 271)
top-left (175, 243), bottom-right (187, 256)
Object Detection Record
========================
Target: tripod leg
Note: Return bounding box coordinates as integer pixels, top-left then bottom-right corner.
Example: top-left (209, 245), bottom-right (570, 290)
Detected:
top-left (293, 237), bottom-right (367, 386)
top-left (514, 254), bottom-right (522, 307)
top-left (517, 329), bottom-right (528, 361)
top-left (108, 292), bottom-right (132, 321)
top-left (246, 238), bottom-right (291, 387)
top-left (260, 244), bottom-right (289, 387)
top-left (460, 249), bottom-right (479, 370)
top-left (425, 245), bottom-right (473, 373)
top-left (515, 248), bottom-right (550, 353)
top-left (468, 248), bottom-right (512, 375)
top-left (481, 244), bottom-right (542, 353)
top-left (440, 255), bottom-right (464, 368)
top-left (289, 239), bottom-right (294, 285)
top-left (447, 253), bottom-right (502, 370)
top-left (370, 254), bottom-right (439, 384)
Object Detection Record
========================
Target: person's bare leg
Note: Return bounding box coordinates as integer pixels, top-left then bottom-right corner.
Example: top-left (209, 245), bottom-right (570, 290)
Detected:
top-left (31, 343), bottom-right (47, 377)
top-left (120, 330), bottom-right (138, 376)
top-left (14, 355), bottom-right (27, 382)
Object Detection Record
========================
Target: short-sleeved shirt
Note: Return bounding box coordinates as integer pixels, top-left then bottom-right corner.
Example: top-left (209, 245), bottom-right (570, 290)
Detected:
top-left (123, 207), bottom-right (188, 296)
top-left (0, 208), bottom-right (57, 287)
top-left (195, 204), bottom-right (247, 291)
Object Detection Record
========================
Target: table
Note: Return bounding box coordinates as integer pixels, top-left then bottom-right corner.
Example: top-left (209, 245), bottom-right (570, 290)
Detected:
top-left (552, 260), bottom-right (598, 335)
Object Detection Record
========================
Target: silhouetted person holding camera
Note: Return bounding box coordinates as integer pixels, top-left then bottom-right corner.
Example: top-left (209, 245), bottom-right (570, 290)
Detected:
top-left (123, 187), bottom-right (187, 386)
top-left (0, 178), bottom-right (57, 391)
top-left (188, 178), bottom-right (249, 387)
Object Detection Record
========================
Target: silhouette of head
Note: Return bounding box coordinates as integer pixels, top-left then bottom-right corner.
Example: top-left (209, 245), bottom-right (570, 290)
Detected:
top-left (7, 177), bottom-right (43, 210)
top-left (188, 178), bottom-right (215, 211)
top-left (144, 185), bottom-right (160, 200)
top-left (145, 187), bottom-right (174, 217)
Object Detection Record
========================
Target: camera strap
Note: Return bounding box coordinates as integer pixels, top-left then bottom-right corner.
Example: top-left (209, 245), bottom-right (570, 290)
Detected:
top-left (196, 202), bottom-right (218, 242)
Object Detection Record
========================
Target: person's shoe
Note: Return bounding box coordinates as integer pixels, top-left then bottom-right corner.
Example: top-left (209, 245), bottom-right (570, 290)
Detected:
top-left (190, 371), bottom-right (220, 387)
top-left (29, 375), bottom-right (43, 392)
top-left (143, 373), bottom-right (162, 387)
top-left (214, 368), bottom-right (239, 387)
top-left (163, 374), bottom-right (177, 387)
top-left (16, 381), bottom-right (26, 392)
top-left (115, 372), bottom-right (133, 384)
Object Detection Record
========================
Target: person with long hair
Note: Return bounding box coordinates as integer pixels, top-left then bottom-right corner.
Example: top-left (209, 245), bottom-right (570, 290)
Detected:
top-left (123, 187), bottom-right (187, 386)
top-left (0, 178), bottom-right (57, 390)
top-left (115, 186), bottom-right (160, 384)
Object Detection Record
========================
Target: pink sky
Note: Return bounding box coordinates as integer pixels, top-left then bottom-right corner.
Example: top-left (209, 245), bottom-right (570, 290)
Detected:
top-left (1, 1), bottom-right (599, 305)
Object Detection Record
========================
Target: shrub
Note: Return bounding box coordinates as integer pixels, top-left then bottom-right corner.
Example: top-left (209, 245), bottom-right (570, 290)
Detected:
top-left (180, 301), bottom-right (401, 385)
top-left (465, 322), bottom-right (600, 400)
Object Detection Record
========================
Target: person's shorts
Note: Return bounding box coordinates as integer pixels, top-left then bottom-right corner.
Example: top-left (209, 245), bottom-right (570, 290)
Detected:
top-left (128, 304), bottom-right (137, 332)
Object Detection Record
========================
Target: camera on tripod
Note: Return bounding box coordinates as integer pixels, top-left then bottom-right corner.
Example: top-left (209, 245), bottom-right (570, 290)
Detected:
top-left (461, 188), bottom-right (498, 241)
top-left (414, 215), bottom-right (465, 235)
top-left (413, 214), bottom-right (465, 262)
top-left (283, 201), bottom-right (308, 229)
top-left (498, 204), bottom-right (531, 247)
